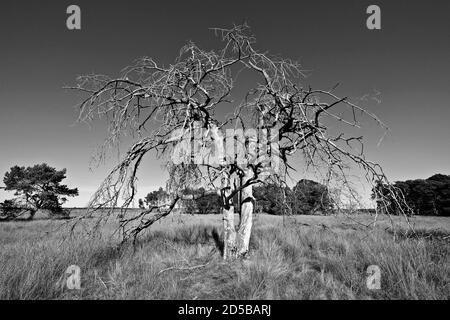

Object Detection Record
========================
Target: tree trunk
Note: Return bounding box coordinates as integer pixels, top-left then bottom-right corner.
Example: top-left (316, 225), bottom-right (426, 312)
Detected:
top-left (222, 174), bottom-right (237, 260)
top-left (223, 204), bottom-right (237, 259)
top-left (236, 170), bottom-right (254, 257)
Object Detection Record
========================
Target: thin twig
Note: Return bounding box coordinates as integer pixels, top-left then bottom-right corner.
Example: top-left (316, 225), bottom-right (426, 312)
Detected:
top-left (157, 262), bottom-right (210, 275)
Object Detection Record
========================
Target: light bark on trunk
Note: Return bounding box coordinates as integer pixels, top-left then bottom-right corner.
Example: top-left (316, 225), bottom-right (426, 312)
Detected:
top-left (223, 204), bottom-right (237, 259)
top-left (236, 171), bottom-right (254, 257)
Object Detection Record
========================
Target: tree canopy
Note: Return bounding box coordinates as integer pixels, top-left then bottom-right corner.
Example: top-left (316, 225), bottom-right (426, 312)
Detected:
top-left (0, 164), bottom-right (78, 220)
top-left (144, 187), bottom-right (168, 207)
top-left (373, 174), bottom-right (450, 216)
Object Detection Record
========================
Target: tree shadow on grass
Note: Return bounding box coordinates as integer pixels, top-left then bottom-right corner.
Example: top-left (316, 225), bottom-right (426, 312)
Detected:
top-left (89, 244), bottom-right (124, 269)
top-left (134, 224), bottom-right (224, 256)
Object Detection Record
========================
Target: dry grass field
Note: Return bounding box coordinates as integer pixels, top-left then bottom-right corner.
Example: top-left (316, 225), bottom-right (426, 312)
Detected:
top-left (0, 211), bottom-right (449, 300)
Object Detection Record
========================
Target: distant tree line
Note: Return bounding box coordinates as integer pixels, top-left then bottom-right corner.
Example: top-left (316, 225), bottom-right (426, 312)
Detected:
top-left (142, 187), bottom-right (221, 215)
top-left (254, 179), bottom-right (334, 215)
top-left (374, 174), bottom-right (450, 216)
top-left (142, 174), bottom-right (450, 216)
top-left (141, 179), bottom-right (334, 215)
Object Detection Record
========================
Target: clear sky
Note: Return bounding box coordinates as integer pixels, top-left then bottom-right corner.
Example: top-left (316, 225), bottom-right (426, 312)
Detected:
top-left (0, 0), bottom-right (449, 207)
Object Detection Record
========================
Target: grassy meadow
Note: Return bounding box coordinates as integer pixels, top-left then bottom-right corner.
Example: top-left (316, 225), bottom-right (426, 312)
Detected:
top-left (0, 210), bottom-right (449, 300)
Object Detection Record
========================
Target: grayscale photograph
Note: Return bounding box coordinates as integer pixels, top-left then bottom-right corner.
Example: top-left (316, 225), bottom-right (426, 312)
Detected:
top-left (0, 0), bottom-right (449, 307)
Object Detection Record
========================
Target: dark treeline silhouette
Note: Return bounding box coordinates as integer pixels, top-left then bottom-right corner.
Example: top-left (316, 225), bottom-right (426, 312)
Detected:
top-left (142, 179), bottom-right (333, 215)
top-left (143, 187), bottom-right (221, 215)
top-left (374, 174), bottom-right (450, 216)
top-left (254, 179), bottom-right (334, 215)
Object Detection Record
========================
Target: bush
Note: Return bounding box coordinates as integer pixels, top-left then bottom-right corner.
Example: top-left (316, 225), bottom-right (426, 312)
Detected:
top-left (254, 180), bottom-right (333, 215)
top-left (290, 180), bottom-right (333, 215)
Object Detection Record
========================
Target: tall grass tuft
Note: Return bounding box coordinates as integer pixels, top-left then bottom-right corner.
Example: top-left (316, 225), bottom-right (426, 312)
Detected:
top-left (0, 215), bottom-right (448, 299)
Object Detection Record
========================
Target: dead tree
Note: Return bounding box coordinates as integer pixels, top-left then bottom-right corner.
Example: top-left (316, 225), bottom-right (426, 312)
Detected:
top-left (68, 24), bottom-right (412, 259)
